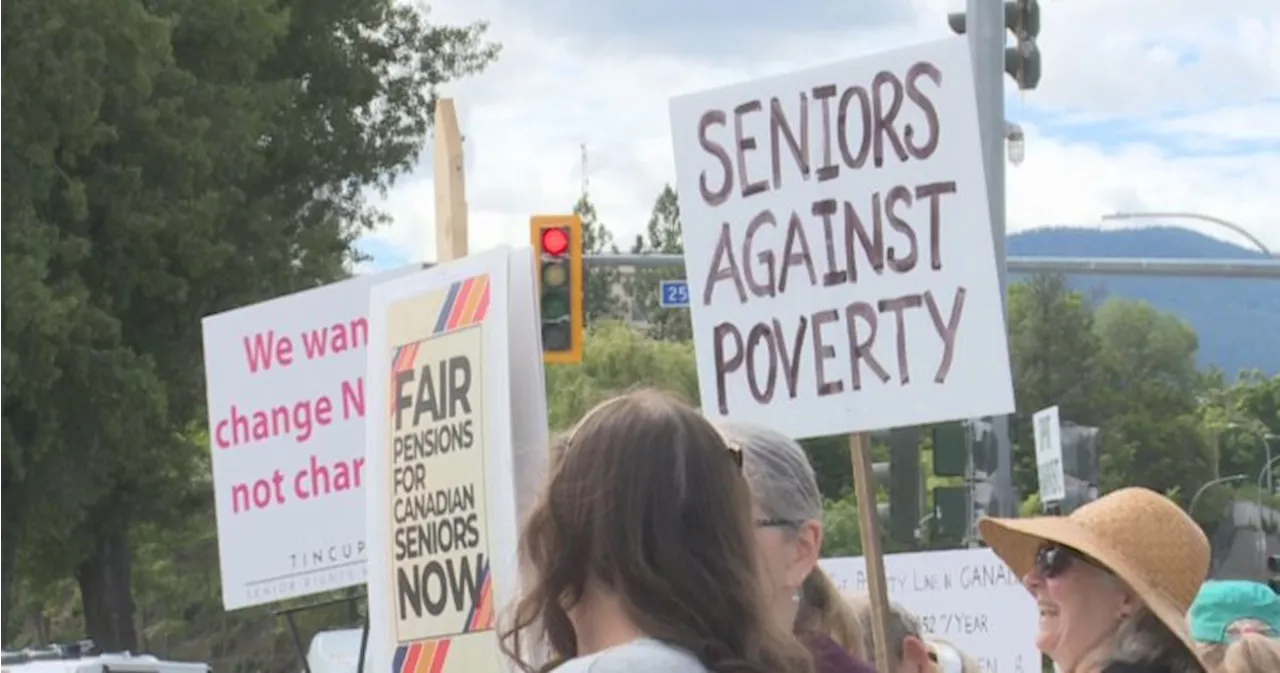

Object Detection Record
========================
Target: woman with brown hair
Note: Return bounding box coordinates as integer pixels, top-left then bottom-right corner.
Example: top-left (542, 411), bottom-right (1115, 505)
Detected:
top-left (500, 390), bottom-right (813, 673)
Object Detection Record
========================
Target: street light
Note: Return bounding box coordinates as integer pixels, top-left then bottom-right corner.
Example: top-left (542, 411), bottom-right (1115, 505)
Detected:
top-left (1223, 421), bottom-right (1277, 494)
top-left (1256, 456), bottom-right (1280, 539)
top-left (1101, 212), bottom-right (1274, 258)
top-left (1189, 474), bottom-right (1247, 518)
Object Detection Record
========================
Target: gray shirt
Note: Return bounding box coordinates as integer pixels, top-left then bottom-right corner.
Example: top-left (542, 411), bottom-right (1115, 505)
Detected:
top-left (551, 638), bottom-right (709, 673)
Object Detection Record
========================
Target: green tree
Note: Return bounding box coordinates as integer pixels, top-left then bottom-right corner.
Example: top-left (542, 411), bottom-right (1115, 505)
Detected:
top-left (544, 321), bottom-right (699, 430)
top-left (1, 0), bottom-right (497, 649)
top-left (1005, 274), bottom-right (1107, 495)
top-left (1093, 299), bottom-right (1211, 500)
top-left (624, 185), bottom-right (692, 341)
top-left (1200, 372), bottom-right (1280, 491)
top-left (573, 194), bottom-right (623, 324)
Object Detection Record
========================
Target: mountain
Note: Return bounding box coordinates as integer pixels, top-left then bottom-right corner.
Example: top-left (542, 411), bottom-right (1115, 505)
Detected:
top-left (1006, 226), bottom-right (1278, 376)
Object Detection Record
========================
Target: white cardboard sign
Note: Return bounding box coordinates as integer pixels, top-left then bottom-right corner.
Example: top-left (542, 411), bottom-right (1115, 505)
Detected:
top-left (822, 548), bottom-right (1040, 673)
top-left (668, 39), bottom-right (1014, 439)
top-left (365, 246), bottom-right (548, 673)
top-left (202, 268), bottom-right (414, 610)
top-left (1033, 405), bottom-right (1065, 503)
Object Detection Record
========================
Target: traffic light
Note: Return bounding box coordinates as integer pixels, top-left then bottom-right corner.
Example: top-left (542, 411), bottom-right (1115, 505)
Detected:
top-left (889, 428), bottom-right (923, 544)
top-left (933, 422), bottom-right (968, 477)
top-left (947, 0), bottom-right (1042, 91)
top-left (970, 419), bottom-right (998, 476)
top-left (933, 486), bottom-right (969, 540)
top-left (530, 215), bottom-right (584, 365)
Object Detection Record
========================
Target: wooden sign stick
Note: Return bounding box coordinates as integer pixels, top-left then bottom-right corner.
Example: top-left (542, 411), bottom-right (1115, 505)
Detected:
top-left (849, 432), bottom-right (894, 673)
top-left (433, 98), bottom-right (468, 264)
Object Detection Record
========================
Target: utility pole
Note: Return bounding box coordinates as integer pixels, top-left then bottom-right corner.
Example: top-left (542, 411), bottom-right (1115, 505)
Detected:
top-left (949, 0), bottom-right (1041, 517)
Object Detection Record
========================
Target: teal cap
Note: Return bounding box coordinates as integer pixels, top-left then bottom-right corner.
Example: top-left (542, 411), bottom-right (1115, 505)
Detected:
top-left (1188, 580), bottom-right (1280, 643)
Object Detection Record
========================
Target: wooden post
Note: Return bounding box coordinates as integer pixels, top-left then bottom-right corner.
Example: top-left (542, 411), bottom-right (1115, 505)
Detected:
top-left (433, 99), bottom-right (468, 263)
top-left (850, 432), bottom-right (894, 673)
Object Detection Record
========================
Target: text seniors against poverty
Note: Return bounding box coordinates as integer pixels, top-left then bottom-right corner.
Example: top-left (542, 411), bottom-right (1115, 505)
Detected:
top-left (679, 58), bottom-right (979, 418)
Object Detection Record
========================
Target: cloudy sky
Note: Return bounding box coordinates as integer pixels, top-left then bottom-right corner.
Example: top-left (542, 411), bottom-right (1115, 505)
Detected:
top-left (359, 0), bottom-right (1279, 270)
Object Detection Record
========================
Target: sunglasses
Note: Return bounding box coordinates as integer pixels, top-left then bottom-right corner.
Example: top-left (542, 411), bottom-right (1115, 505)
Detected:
top-left (756, 518), bottom-right (805, 529)
top-left (1035, 543), bottom-right (1099, 579)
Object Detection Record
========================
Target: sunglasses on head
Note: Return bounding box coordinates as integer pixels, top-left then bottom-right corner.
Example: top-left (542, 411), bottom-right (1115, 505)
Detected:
top-left (1225, 619), bottom-right (1277, 641)
top-left (1035, 543), bottom-right (1097, 579)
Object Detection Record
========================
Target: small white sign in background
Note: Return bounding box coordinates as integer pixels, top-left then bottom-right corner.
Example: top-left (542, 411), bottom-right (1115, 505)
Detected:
top-left (202, 269), bottom-right (413, 610)
top-left (1033, 405), bottom-right (1065, 503)
top-left (822, 548), bottom-right (1039, 673)
top-left (669, 38), bottom-right (1014, 439)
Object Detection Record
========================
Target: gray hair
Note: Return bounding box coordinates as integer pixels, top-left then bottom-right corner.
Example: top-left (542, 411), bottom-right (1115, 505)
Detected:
top-left (717, 422), bottom-right (822, 524)
top-left (844, 594), bottom-right (922, 669)
top-left (1100, 608), bottom-right (1203, 673)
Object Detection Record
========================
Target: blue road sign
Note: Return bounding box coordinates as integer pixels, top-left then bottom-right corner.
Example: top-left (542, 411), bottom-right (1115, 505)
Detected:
top-left (659, 279), bottom-right (691, 309)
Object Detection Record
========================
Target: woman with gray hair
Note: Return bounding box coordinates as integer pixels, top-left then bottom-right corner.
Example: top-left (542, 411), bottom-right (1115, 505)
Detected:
top-left (979, 487), bottom-right (1209, 673)
top-left (718, 421), bottom-right (875, 673)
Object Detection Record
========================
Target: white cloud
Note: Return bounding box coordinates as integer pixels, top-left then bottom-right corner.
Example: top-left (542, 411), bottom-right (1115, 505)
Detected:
top-left (363, 0), bottom-right (1280, 268)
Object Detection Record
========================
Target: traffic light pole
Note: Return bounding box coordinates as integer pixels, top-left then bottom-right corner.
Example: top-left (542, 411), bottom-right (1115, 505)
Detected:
top-left (966, 0), bottom-right (1018, 518)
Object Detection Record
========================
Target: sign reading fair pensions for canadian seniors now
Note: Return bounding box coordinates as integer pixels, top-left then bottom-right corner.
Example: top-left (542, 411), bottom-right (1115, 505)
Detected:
top-left (365, 247), bottom-right (538, 673)
top-left (668, 38), bottom-right (1014, 439)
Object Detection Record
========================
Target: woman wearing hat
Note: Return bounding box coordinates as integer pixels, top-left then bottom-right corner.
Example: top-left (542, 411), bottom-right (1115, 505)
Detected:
top-left (979, 487), bottom-right (1209, 673)
top-left (1188, 579), bottom-right (1280, 669)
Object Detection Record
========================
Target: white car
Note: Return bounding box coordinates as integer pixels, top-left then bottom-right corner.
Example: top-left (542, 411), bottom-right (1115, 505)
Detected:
top-left (305, 629), bottom-right (371, 673)
top-left (1, 644), bottom-right (209, 673)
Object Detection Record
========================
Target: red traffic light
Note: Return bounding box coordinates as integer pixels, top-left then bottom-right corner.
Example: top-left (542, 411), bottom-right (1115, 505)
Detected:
top-left (541, 228), bottom-right (570, 256)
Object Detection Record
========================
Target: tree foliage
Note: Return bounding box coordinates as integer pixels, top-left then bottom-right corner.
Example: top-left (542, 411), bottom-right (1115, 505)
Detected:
top-left (623, 185), bottom-right (692, 341)
top-left (544, 321), bottom-right (698, 430)
top-left (573, 194), bottom-right (624, 324)
top-left (2, 0), bottom-right (498, 650)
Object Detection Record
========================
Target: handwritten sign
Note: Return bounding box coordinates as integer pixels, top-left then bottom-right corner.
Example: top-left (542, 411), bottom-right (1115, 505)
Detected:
top-left (668, 39), bottom-right (1014, 439)
top-left (202, 268), bottom-right (413, 609)
top-left (660, 279), bottom-right (692, 308)
top-left (821, 548), bottom-right (1039, 673)
top-left (1033, 405), bottom-right (1065, 503)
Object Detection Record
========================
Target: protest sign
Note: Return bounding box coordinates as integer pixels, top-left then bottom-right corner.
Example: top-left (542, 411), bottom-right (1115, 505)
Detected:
top-left (202, 267), bottom-right (414, 610)
top-left (669, 38), bottom-right (1014, 440)
top-left (822, 548), bottom-right (1039, 673)
top-left (366, 246), bottom-right (541, 673)
top-left (1033, 405), bottom-right (1065, 503)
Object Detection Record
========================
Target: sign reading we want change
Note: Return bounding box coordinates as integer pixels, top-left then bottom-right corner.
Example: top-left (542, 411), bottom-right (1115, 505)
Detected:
top-left (669, 38), bottom-right (1015, 438)
top-left (366, 247), bottom-right (548, 673)
top-left (203, 267), bottom-right (415, 609)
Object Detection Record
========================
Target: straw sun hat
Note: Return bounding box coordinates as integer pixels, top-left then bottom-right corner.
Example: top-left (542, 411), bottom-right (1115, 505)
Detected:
top-left (978, 487), bottom-right (1211, 659)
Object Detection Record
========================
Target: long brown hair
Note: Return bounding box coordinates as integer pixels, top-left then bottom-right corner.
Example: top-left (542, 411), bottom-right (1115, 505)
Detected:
top-left (500, 389), bottom-right (812, 673)
top-left (797, 569), bottom-right (865, 658)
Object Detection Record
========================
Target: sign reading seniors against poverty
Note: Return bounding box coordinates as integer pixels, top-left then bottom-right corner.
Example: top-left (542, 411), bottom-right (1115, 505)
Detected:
top-left (669, 39), bottom-right (1014, 438)
top-left (367, 247), bottom-right (543, 673)
top-left (822, 548), bottom-right (1039, 673)
top-left (203, 267), bottom-right (414, 610)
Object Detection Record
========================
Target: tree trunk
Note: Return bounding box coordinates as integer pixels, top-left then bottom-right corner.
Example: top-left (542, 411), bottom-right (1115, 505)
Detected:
top-left (76, 512), bottom-right (138, 653)
top-left (1, 517), bottom-right (18, 643)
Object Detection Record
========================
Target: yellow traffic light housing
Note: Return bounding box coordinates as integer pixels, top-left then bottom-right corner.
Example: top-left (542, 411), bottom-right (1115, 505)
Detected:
top-left (530, 215), bottom-right (584, 365)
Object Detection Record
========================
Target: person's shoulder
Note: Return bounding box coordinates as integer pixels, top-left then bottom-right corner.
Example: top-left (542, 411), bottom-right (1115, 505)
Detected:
top-left (802, 632), bottom-right (877, 673)
top-left (553, 639), bottom-right (708, 673)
